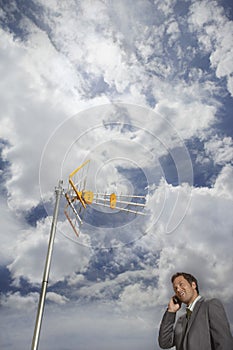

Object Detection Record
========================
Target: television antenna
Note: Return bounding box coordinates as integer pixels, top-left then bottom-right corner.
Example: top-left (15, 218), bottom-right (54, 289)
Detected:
top-left (31, 160), bottom-right (147, 350)
top-left (64, 159), bottom-right (146, 237)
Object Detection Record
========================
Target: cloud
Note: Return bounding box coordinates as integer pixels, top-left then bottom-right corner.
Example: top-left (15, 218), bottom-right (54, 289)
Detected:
top-left (0, 198), bottom-right (26, 264)
top-left (46, 291), bottom-right (69, 304)
top-left (1, 0), bottom-right (230, 213)
top-left (149, 165), bottom-right (233, 304)
top-left (1, 291), bottom-right (38, 310)
top-left (7, 217), bottom-right (93, 286)
top-left (188, 0), bottom-right (233, 96)
top-left (118, 283), bottom-right (158, 311)
top-left (213, 165), bottom-right (233, 200)
top-left (204, 135), bottom-right (233, 165)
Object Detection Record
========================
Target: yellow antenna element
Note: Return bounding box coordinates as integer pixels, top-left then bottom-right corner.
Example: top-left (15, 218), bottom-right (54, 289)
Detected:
top-left (69, 159), bottom-right (90, 178)
top-left (83, 191), bottom-right (94, 204)
top-left (110, 193), bottom-right (117, 209)
top-left (69, 179), bottom-right (86, 208)
top-left (64, 160), bottom-right (147, 238)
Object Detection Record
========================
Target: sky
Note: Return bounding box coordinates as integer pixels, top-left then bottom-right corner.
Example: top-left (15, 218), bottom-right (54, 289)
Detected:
top-left (0, 0), bottom-right (233, 349)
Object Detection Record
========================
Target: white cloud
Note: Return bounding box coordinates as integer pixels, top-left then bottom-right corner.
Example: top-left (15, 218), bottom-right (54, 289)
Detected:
top-left (46, 292), bottom-right (69, 304)
top-left (0, 198), bottom-right (26, 264)
top-left (7, 217), bottom-right (93, 286)
top-left (66, 163), bottom-right (233, 307)
top-left (1, 291), bottom-right (38, 310)
top-left (147, 167), bottom-right (233, 304)
top-left (118, 283), bottom-right (158, 310)
top-left (1, 0), bottom-right (229, 214)
top-left (213, 165), bottom-right (233, 200)
top-left (67, 272), bottom-right (85, 286)
top-left (189, 0), bottom-right (233, 96)
top-left (0, 27), bottom-right (109, 211)
top-left (0, 291), bottom-right (160, 350)
top-left (204, 135), bottom-right (233, 165)
top-left (155, 96), bottom-right (217, 140)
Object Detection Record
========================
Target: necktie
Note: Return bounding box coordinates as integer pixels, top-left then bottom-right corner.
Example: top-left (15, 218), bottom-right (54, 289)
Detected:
top-left (186, 308), bottom-right (192, 320)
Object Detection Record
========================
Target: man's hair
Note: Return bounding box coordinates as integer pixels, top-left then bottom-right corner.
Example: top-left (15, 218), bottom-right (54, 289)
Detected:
top-left (171, 272), bottom-right (199, 294)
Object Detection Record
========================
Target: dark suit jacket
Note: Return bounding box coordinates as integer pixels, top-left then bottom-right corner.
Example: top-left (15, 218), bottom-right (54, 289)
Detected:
top-left (158, 297), bottom-right (233, 350)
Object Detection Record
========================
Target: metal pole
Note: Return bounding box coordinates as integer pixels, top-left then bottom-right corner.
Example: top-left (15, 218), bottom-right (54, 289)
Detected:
top-left (31, 180), bottom-right (63, 350)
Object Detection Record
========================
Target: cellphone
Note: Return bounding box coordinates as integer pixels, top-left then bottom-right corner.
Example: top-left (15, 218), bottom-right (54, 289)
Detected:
top-left (173, 296), bottom-right (182, 306)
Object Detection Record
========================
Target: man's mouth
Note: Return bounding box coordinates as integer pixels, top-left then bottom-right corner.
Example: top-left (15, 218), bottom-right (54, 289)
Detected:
top-left (178, 291), bottom-right (185, 299)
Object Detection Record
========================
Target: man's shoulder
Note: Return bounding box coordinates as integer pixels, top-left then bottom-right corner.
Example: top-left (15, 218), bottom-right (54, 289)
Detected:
top-left (200, 297), bottom-right (222, 305)
top-left (197, 297), bottom-right (225, 310)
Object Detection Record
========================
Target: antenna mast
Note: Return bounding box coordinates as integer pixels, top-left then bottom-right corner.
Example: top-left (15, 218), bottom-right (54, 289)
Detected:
top-left (31, 160), bottom-right (146, 349)
top-left (31, 180), bottom-right (63, 350)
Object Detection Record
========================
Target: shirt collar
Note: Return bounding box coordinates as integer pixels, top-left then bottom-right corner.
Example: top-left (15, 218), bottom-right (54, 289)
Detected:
top-left (187, 295), bottom-right (201, 312)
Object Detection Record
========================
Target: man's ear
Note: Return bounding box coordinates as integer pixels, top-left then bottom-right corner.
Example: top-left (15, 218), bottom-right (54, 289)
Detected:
top-left (191, 281), bottom-right (197, 291)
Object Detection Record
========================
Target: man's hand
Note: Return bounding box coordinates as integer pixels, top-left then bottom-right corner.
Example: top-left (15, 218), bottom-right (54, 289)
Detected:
top-left (167, 296), bottom-right (181, 313)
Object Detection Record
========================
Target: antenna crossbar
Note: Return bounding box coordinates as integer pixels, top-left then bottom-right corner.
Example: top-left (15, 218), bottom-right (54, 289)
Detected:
top-left (93, 192), bottom-right (146, 199)
top-left (93, 196), bottom-right (146, 207)
top-left (91, 201), bottom-right (146, 215)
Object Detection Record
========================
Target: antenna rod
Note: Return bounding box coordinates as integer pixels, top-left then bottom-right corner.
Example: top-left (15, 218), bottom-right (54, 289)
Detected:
top-left (31, 180), bottom-right (63, 350)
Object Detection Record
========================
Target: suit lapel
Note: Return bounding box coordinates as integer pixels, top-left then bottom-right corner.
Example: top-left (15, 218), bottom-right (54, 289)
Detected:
top-left (176, 297), bottom-right (205, 350)
top-left (176, 315), bottom-right (188, 350)
top-left (186, 297), bottom-right (204, 333)
top-left (182, 296), bottom-right (205, 350)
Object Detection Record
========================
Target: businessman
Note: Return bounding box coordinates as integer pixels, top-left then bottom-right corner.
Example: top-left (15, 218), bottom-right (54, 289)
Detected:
top-left (158, 272), bottom-right (233, 350)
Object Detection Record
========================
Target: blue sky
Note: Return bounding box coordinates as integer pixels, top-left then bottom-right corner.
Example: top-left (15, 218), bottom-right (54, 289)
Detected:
top-left (0, 1), bottom-right (233, 349)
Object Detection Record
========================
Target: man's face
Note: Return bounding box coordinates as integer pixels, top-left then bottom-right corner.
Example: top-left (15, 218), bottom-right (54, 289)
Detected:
top-left (173, 275), bottom-right (197, 305)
